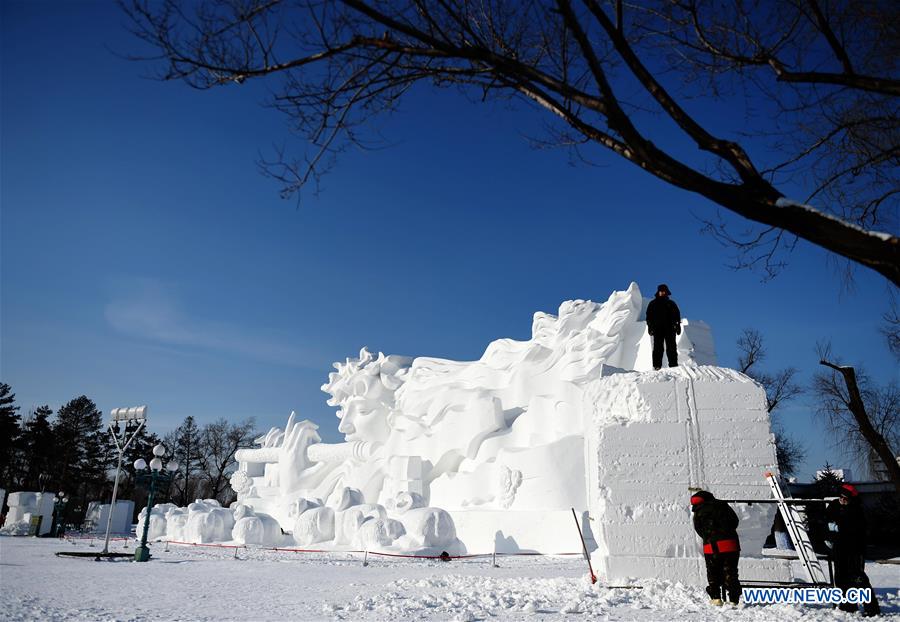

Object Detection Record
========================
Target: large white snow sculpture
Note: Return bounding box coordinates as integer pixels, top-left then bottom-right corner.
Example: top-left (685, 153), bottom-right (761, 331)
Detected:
top-left (145, 283), bottom-right (786, 583)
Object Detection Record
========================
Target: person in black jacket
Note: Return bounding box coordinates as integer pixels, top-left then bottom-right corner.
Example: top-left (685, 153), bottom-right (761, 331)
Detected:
top-left (691, 490), bottom-right (741, 605)
top-left (645, 284), bottom-right (681, 370)
top-left (825, 484), bottom-right (880, 616)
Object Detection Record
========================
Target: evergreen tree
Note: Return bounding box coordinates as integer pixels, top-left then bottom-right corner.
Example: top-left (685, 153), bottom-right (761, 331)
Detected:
top-left (814, 463), bottom-right (845, 497)
top-left (19, 405), bottom-right (56, 490)
top-left (0, 382), bottom-right (21, 488)
top-left (53, 396), bottom-right (113, 520)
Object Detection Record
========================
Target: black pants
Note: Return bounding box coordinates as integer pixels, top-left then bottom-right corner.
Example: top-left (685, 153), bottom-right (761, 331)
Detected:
top-left (704, 552), bottom-right (741, 603)
top-left (834, 551), bottom-right (880, 615)
top-left (652, 332), bottom-right (678, 369)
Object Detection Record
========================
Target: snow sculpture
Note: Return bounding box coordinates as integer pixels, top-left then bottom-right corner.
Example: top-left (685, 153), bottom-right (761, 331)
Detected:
top-left (85, 500), bottom-right (134, 535)
top-left (143, 283), bottom-right (786, 583)
top-left (231, 504), bottom-right (283, 545)
top-left (184, 500), bottom-right (235, 543)
top-left (137, 502), bottom-right (177, 541)
top-left (0, 491), bottom-right (55, 536)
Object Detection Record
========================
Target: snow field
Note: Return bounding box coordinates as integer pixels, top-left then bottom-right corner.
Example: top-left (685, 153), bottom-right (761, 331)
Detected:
top-left (1, 537), bottom-right (897, 621)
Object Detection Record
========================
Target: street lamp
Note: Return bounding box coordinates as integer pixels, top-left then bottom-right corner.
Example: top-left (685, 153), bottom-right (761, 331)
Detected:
top-left (102, 405), bottom-right (147, 555)
top-left (50, 492), bottom-right (69, 538)
top-left (133, 444), bottom-right (178, 562)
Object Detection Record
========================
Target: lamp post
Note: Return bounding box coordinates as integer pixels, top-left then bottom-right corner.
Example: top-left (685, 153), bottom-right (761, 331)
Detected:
top-left (103, 406), bottom-right (147, 555)
top-left (133, 444), bottom-right (178, 562)
top-left (50, 492), bottom-right (69, 538)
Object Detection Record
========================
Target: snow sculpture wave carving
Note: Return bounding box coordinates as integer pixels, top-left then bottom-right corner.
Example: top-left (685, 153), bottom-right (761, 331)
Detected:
top-left (142, 283), bottom-right (786, 583)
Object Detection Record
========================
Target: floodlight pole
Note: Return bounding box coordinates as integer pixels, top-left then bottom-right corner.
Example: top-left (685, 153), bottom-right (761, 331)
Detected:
top-left (102, 406), bottom-right (147, 555)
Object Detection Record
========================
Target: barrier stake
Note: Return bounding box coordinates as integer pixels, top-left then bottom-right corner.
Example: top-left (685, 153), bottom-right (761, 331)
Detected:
top-left (492, 550), bottom-right (498, 568)
top-left (363, 550), bottom-right (369, 567)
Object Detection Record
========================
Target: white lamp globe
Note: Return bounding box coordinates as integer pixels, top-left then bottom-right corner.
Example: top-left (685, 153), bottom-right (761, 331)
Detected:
top-left (152, 444), bottom-right (166, 457)
top-left (149, 457), bottom-right (163, 471)
top-left (166, 461), bottom-right (178, 472)
top-left (133, 458), bottom-right (147, 470)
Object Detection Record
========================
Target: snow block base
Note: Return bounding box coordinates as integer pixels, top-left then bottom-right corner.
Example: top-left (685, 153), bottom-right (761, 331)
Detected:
top-left (585, 366), bottom-right (780, 584)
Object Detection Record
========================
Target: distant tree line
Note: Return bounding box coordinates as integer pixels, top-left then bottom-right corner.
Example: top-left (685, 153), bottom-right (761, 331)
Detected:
top-left (0, 384), bottom-right (255, 525)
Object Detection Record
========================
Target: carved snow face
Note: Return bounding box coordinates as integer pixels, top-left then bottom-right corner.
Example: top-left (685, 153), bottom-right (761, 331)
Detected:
top-left (338, 396), bottom-right (390, 443)
top-left (323, 348), bottom-right (412, 446)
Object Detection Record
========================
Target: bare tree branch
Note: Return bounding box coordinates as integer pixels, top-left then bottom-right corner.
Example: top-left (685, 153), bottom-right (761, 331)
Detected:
top-left (815, 357), bottom-right (900, 494)
top-left (121, 0), bottom-right (900, 284)
top-left (735, 328), bottom-right (805, 475)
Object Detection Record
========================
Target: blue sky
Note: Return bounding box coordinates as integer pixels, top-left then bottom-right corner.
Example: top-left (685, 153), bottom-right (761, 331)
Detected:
top-left (1, 1), bottom-right (896, 482)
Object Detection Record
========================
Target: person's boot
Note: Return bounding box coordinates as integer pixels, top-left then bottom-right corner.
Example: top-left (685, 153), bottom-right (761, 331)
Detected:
top-left (862, 598), bottom-right (881, 617)
top-left (709, 599), bottom-right (723, 606)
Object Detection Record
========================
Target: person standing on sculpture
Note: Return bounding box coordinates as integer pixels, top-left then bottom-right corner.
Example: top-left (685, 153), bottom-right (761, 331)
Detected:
top-left (825, 484), bottom-right (880, 616)
top-left (691, 490), bottom-right (741, 606)
top-left (645, 283), bottom-right (681, 370)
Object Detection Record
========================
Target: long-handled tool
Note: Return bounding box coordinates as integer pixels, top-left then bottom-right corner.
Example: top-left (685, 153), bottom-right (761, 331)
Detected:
top-left (571, 508), bottom-right (597, 584)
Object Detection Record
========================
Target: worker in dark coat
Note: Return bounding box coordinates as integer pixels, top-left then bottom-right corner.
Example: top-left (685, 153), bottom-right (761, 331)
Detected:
top-left (825, 484), bottom-right (880, 616)
top-left (645, 284), bottom-right (681, 370)
top-left (691, 490), bottom-right (741, 605)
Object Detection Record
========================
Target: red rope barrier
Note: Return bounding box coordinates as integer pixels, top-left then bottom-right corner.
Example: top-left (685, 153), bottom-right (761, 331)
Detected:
top-left (366, 551), bottom-right (484, 559)
top-left (158, 539), bottom-right (583, 560)
top-left (271, 547), bottom-right (335, 554)
top-left (165, 540), bottom-right (244, 550)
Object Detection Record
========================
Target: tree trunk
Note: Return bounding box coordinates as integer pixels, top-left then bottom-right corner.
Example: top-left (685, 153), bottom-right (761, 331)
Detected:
top-left (820, 360), bottom-right (900, 495)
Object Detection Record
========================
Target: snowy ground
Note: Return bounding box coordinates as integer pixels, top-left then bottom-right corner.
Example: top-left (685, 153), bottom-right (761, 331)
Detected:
top-left (1, 536), bottom-right (897, 621)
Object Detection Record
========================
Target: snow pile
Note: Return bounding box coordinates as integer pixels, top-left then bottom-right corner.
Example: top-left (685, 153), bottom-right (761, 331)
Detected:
top-left (341, 575), bottom-right (711, 620)
top-left (323, 573), bottom-right (899, 621)
top-left (0, 519), bottom-right (33, 536)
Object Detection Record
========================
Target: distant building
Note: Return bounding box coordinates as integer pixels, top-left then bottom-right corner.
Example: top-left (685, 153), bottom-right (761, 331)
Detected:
top-left (868, 448), bottom-right (900, 482)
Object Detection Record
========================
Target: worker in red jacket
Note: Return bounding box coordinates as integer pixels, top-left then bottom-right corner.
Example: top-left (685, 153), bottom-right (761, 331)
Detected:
top-left (691, 490), bottom-right (741, 605)
top-left (825, 484), bottom-right (880, 616)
